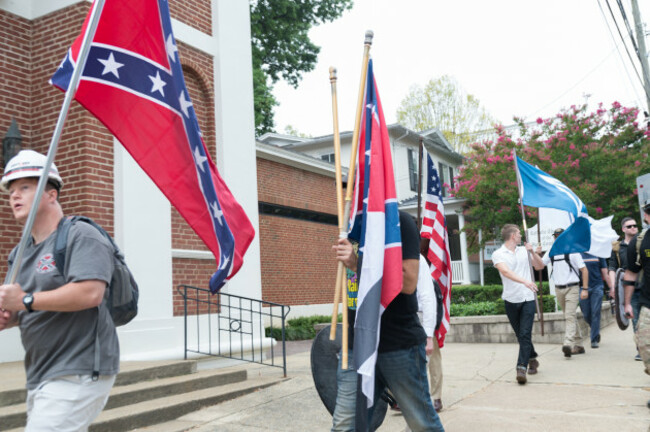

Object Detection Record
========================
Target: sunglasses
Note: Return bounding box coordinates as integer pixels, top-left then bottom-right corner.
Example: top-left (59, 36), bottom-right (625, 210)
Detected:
top-left (624, 224), bottom-right (637, 229)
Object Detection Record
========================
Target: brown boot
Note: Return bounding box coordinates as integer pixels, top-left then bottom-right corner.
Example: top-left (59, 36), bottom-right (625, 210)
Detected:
top-left (516, 366), bottom-right (527, 384)
top-left (572, 346), bottom-right (585, 355)
top-left (528, 358), bottom-right (539, 375)
top-left (433, 399), bottom-right (443, 412)
top-left (562, 345), bottom-right (572, 358)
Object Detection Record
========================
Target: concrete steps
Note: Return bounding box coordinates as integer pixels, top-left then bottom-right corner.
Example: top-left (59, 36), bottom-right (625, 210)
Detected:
top-left (0, 359), bottom-right (283, 432)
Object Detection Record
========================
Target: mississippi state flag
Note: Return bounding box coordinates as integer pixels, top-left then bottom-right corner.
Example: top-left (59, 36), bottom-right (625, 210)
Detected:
top-left (420, 154), bottom-right (452, 347)
top-left (349, 59), bottom-right (402, 408)
top-left (50, 0), bottom-right (254, 293)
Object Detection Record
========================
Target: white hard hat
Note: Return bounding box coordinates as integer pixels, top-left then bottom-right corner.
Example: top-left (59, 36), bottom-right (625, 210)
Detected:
top-left (0, 150), bottom-right (63, 192)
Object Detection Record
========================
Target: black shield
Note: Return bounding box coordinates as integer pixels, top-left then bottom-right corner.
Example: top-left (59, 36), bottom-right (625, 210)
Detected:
top-left (614, 268), bottom-right (630, 330)
top-left (310, 324), bottom-right (387, 429)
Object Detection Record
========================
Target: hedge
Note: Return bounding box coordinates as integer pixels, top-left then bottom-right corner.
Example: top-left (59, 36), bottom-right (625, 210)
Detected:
top-left (265, 314), bottom-right (341, 341)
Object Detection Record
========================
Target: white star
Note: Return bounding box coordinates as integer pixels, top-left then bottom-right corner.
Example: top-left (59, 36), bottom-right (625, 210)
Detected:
top-left (179, 91), bottom-right (193, 117)
top-left (193, 147), bottom-right (207, 172)
top-left (148, 71), bottom-right (166, 96)
top-left (98, 53), bottom-right (124, 78)
top-left (219, 254), bottom-right (231, 270)
top-left (211, 201), bottom-right (224, 225)
top-left (166, 34), bottom-right (178, 62)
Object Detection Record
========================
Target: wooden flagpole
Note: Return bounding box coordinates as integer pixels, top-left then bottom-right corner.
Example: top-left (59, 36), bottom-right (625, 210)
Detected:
top-left (536, 214), bottom-right (545, 335)
top-left (512, 150), bottom-right (543, 324)
top-left (328, 67), bottom-right (345, 341)
top-left (417, 137), bottom-right (423, 231)
top-left (330, 31), bottom-right (373, 370)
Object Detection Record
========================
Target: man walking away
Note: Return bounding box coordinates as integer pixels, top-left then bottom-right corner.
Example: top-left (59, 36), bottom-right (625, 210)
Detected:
top-left (580, 252), bottom-right (609, 348)
top-left (534, 228), bottom-right (589, 358)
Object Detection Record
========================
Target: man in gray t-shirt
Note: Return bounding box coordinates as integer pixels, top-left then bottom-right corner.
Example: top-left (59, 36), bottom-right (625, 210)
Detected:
top-left (0, 150), bottom-right (118, 431)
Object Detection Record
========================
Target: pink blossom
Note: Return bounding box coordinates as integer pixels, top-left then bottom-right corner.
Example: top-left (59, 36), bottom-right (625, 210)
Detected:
top-left (569, 143), bottom-right (575, 150)
top-left (536, 117), bottom-right (543, 124)
top-left (595, 207), bottom-right (603, 214)
top-left (635, 160), bottom-right (641, 167)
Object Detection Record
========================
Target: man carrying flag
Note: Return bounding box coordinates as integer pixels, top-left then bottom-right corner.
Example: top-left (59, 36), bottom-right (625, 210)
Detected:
top-left (330, 59), bottom-right (443, 432)
top-left (420, 154), bottom-right (452, 411)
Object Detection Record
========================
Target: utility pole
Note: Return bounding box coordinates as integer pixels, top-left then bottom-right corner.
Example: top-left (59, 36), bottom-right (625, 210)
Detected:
top-left (631, 0), bottom-right (650, 116)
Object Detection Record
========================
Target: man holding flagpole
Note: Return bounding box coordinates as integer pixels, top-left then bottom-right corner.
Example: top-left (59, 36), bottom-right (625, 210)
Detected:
top-left (0, 151), bottom-right (118, 431)
top-left (492, 224), bottom-right (543, 384)
top-left (330, 58), bottom-right (443, 432)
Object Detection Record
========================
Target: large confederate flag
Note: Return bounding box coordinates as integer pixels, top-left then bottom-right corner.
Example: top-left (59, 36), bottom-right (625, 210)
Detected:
top-left (50, 0), bottom-right (254, 293)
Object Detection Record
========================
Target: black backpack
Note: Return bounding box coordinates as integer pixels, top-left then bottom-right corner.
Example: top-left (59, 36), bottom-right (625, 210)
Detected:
top-left (550, 253), bottom-right (581, 281)
top-left (54, 216), bottom-right (138, 326)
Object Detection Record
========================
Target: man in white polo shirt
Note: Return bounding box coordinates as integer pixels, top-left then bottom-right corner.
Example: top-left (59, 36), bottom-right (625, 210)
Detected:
top-left (492, 224), bottom-right (544, 385)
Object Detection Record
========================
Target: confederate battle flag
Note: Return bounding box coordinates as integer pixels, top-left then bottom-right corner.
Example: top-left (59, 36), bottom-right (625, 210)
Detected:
top-left (50, 0), bottom-right (254, 293)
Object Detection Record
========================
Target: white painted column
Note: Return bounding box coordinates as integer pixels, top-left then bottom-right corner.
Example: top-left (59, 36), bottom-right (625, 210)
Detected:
top-left (212, 0), bottom-right (262, 300)
top-left (458, 212), bottom-right (471, 284)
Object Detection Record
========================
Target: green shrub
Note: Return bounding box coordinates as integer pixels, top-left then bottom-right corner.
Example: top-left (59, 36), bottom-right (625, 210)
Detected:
top-left (450, 294), bottom-right (556, 317)
top-left (483, 266), bottom-right (502, 284)
top-left (265, 314), bottom-right (341, 341)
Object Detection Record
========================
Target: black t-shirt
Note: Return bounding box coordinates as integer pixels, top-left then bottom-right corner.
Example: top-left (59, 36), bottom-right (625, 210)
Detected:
top-left (346, 211), bottom-right (426, 352)
top-left (627, 229), bottom-right (650, 309)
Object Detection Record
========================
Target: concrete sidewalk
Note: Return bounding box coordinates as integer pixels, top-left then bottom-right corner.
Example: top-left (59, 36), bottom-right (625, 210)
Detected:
top-left (165, 321), bottom-right (649, 432)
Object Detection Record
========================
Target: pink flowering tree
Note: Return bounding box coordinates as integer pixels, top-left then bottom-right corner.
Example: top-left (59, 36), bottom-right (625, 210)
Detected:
top-left (451, 102), bottom-right (650, 252)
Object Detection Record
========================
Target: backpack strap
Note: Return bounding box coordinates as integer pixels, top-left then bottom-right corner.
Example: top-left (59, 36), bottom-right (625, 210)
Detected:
top-left (54, 215), bottom-right (104, 380)
top-left (636, 229), bottom-right (647, 268)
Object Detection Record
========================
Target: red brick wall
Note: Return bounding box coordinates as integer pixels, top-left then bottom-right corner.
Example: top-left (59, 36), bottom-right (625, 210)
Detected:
top-left (257, 158), bottom-right (340, 306)
top-left (169, 0), bottom-right (212, 36)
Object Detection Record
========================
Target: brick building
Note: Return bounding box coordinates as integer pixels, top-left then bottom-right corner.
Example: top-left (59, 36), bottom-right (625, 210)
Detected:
top-left (0, 0), bottom-right (263, 363)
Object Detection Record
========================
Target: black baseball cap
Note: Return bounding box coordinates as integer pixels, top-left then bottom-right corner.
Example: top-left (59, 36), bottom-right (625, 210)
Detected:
top-left (553, 228), bottom-right (564, 237)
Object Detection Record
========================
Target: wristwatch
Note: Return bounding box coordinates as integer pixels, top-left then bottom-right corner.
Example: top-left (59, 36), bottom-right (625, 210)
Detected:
top-left (23, 293), bottom-right (34, 312)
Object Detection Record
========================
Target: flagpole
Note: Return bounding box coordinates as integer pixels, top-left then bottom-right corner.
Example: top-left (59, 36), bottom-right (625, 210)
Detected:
top-left (336, 30), bottom-right (373, 370)
top-left (3, 0), bottom-right (105, 286)
top-left (328, 67), bottom-right (346, 341)
top-left (512, 150), bottom-right (543, 325)
top-left (416, 137), bottom-right (423, 231)
top-left (536, 213), bottom-right (545, 335)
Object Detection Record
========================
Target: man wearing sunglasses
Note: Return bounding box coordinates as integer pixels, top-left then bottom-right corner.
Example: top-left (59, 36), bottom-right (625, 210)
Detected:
top-left (609, 217), bottom-right (642, 360)
top-left (622, 198), bottom-right (650, 409)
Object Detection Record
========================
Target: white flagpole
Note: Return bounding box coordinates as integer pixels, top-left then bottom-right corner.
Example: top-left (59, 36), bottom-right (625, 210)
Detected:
top-left (4, 0), bottom-right (106, 285)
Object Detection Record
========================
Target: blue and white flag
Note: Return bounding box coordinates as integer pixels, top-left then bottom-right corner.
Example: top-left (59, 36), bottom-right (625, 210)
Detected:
top-left (515, 156), bottom-right (590, 256)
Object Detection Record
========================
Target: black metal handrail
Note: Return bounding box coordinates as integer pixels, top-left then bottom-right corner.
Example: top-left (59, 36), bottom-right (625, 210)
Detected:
top-left (177, 285), bottom-right (291, 377)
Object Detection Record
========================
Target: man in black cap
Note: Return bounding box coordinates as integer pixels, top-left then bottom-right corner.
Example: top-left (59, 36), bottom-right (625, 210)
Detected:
top-left (533, 228), bottom-right (589, 358)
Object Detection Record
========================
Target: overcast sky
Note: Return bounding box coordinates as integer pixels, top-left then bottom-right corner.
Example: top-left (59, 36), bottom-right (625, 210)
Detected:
top-left (271, 0), bottom-right (650, 138)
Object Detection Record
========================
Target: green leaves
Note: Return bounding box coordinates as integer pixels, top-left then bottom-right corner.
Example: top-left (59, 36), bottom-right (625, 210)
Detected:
top-left (452, 103), bottom-right (650, 252)
top-left (250, 0), bottom-right (354, 135)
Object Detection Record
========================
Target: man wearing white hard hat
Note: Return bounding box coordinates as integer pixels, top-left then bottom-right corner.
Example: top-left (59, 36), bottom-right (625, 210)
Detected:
top-left (0, 150), bottom-right (118, 431)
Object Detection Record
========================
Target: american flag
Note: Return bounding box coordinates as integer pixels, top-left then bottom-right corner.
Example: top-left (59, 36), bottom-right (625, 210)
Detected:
top-left (349, 59), bottom-right (402, 410)
top-left (421, 153), bottom-right (452, 347)
top-left (50, 0), bottom-right (254, 293)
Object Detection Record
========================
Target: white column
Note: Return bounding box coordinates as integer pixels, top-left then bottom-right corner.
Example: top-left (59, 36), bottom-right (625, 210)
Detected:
top-left (212, 0), bottom-right (262, 300)
top-left (458, 212), bottom-right (471, 284)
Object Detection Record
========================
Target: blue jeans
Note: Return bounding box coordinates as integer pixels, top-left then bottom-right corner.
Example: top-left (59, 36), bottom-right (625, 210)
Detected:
top-left (504, 300), bottom-right (538, 368)
top-left (579, 285), bottom-right (603, 343)
top-left (632, 289), bottom-right (641, 332)
top-left (369, 344), bottom-right (444, 432)
top-left (331, 350), bottom-right (357, 432)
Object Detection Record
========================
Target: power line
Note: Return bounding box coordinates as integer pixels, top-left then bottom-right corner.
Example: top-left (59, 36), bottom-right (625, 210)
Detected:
top-left (597, 0), bottom-right (644, 105)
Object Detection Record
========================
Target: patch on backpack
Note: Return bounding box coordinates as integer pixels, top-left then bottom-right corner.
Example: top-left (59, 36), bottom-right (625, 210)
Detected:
top-left (36, 254), bottom-right (57, 273)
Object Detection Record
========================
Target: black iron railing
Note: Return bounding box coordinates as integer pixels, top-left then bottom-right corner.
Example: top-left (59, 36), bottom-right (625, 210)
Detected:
top-left (177, 285), bottom-right (290, 377)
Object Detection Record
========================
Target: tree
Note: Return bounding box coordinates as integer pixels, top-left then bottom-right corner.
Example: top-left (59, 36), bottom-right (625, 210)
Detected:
top-left (450, 102), bottom-right (650, 253)
top-left (396, 75), bottom-right (496, 153)
top-left (250, 0), bottom-right (353, 136)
